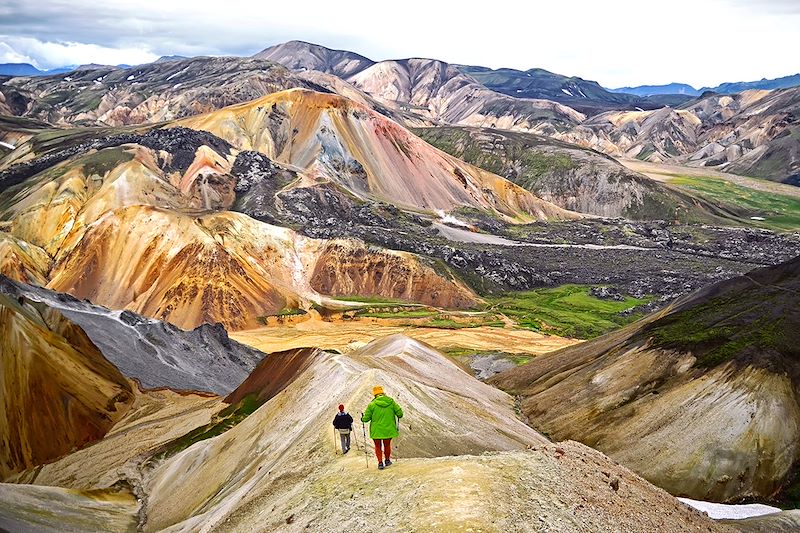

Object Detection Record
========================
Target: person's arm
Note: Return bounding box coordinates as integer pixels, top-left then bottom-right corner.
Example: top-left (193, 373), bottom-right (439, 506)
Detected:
top-left (361, 403), bottom-right (373, 423)
top-left (393, 400), bottom-right (404, 420)
top-left (345, 414), bottom-right (353, 429)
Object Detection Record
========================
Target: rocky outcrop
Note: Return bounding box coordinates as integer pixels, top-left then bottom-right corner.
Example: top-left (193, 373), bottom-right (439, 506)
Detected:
top-left (310, 240), bottom-right (477, 309)
top-left (491, 256), bottom-right (800, 502)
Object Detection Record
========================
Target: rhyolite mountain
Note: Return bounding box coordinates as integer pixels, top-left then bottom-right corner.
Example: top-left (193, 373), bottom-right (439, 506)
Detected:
top-left (562, 87), bottom-right (800, 184)
top-left (255, 41), bottom-right (586, 132)
top-left (0, 122), bottom-right (484, 329)
top-left (457, 66), bottom-right (692, 114)
top-left (414, 125), bottom-right (741, 222)
top-left (2, 103), bottom-right (798, 328)
top-left (254, 40), bottom-right (375, 79)
top-left (492, 256), bottom-right (800, 503)
top-left (177, 88), bottom-right (572, 220)
top-left (3, 41), bottom-right (800, 183)
top-left (254, 41), bottom-right (800, 184)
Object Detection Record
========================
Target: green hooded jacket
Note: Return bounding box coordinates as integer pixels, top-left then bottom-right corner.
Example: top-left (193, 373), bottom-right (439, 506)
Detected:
top-left (361, 394), bottom-right (404, 439)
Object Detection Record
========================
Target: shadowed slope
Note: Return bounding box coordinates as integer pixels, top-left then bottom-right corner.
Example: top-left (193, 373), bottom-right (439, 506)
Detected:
top-left (0, 276), bottom-right (267, 394)
top-left (492, 256), bottom-right (800, 502)
top-left (0, 283), bottom-right (134, 479)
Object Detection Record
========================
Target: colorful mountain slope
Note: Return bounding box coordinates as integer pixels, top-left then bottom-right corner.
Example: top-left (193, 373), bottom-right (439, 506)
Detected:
top-left (179, 88), bottom-right (574, 221)
top-left (6, 334), bottom-right (728, 532)
top-left (0, 276), bottom-right (268, 394)
top-left (0, 125), bottom-right (479, 329)
top-left (492, 256), bottom-right (800, 502)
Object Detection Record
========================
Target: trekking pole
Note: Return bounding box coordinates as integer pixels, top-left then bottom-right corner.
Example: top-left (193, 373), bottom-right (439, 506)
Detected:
top-left (395, 419), bottom-right (400, 461)
top-left (333, 427), bottom-right (338, 455)
top-left (361, 414), bottom-right (369, 469)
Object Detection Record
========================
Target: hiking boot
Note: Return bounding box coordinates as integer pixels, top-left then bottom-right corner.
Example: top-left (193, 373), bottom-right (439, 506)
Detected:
top-left (378, 462), bottom-right (385, 470)
top-left (384, 459), bottom-right (392, 467)
top-left (343, 448), bottom-right (349, 454)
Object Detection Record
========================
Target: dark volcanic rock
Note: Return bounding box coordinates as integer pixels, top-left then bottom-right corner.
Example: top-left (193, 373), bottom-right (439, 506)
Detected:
top-left (0, 126), bottom-right (233, 192)
top-left (0, 276), bottom-right (266, 394)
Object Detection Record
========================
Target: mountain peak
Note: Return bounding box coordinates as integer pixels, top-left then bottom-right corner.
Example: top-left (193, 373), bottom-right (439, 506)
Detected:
top-left (253, 40), bottom-right (375, 78)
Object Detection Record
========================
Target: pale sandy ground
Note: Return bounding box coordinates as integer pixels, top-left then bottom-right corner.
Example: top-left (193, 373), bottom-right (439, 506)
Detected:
top-left (231, 317), bottom-right (581, 356)
top-left (621, 159), bottom-right (800, 199)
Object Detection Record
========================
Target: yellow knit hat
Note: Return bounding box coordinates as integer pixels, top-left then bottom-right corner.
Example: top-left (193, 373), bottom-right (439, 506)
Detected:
top-left (373, 385), bottom-right (384, 396)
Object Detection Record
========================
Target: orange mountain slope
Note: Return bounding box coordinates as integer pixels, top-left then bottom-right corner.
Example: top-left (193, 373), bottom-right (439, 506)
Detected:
top-left (179, 88), bottom-right (577, 222)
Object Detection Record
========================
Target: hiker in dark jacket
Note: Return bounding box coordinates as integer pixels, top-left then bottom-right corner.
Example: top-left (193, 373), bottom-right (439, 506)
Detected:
top-left (333, 404), bottom-right (354, 453)
top-left (361, 386), bottom-right (404, 470)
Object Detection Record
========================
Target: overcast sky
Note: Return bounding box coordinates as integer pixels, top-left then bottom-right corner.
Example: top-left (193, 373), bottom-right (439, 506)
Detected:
top-left (0, 0), bottom-right (797, 88)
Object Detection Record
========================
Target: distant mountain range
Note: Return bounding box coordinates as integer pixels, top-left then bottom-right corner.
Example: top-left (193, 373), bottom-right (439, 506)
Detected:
top-left (609, 83), bottom-right (701, 97)
top-left (611, 73), bottom-right (800, 96)
top-left (0, 63), bottom-right (75, 77)
top-left (3, 49), bottom-right (798, 100)
top-left (0, 56), bottom-right (184, 77)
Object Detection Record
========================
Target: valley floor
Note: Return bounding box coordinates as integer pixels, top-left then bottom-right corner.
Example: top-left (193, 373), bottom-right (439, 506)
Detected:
top-left (232, 316), bottom-right (580, 357)
top-left (622, 159), bottom-right (800, 199)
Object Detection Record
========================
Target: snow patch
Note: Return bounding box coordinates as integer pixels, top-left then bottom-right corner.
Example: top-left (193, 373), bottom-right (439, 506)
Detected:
top-left (126, 75), bottom-right (135, 81)
top-left (561, 88), bottom-right (573, 96)
top-left (172, 83), bottom-right (182, 89)
top-left (577, 88), bottom-right (587, 98)
top-left (750, 216), bottom-right (766, 221)
top-left (0, 141), bottom-right (15, 150)
top-left (64, 76), bottom-right (72, 81)
top-left (166, 71), bottom-right (181, 81)
top-left (678, 498), bottom-right (781, 520)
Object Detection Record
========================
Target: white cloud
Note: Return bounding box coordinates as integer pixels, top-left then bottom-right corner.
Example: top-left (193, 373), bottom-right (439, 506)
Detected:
top-left (0, 42), bottom-right (36, 66)
top-left (0, 36), bottom-right (158, 69)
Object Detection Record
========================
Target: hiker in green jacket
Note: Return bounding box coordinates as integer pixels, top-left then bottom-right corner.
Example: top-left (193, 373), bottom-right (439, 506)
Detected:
top-left (362, 386), bottom-right (404, 470)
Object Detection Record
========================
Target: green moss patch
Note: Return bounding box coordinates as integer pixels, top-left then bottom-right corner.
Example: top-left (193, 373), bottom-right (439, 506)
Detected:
top-left (149, 394), bottom-right (262, 462)
top-left (485, 284), bottom-right (651, 339)
top-left (668, 175), bottom-right (800, 231)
